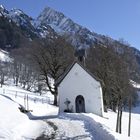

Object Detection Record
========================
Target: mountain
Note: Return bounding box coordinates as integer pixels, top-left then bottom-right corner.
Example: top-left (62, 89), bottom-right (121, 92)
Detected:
top-left (0, 4), bottom-right (140, 81)
top-left (0, 5), bottom-right (56, 43)
top-left (36, 6), bottom-right (103, 48)
top-left (0, 4), bottom-right (139, 51)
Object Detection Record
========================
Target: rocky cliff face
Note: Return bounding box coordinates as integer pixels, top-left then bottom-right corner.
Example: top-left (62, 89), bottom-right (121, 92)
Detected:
top-left (36, 6), bottom-right (101, 48)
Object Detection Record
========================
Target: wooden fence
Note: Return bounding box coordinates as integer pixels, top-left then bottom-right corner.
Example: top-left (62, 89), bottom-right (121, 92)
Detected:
top-left (1, 88), bottom-right (52, 105)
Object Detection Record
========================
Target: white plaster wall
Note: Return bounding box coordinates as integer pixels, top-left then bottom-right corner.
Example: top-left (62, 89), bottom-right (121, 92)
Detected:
top-left (58, 63), bottom-right (104, 116)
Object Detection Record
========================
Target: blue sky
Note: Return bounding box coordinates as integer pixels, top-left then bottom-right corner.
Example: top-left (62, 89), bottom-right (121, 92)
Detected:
top-left (0, 0), bottom-right (140, 49)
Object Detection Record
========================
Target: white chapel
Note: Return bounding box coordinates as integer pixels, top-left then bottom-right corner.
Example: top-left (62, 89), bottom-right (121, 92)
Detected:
top-left (56, 61), bottom-right (104, 116)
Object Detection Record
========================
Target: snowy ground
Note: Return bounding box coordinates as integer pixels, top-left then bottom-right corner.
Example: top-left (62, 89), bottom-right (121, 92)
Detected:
top-left (0, 94), bottom-right (47, 139)
top-left (0, 84), bottom-right (140, 140)
top-left (0, 49), bottom-right (10, 62)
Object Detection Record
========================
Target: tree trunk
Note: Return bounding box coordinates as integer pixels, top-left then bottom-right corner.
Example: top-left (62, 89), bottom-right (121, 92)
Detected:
top-left (112, 102), bottom-right (117, 112)
top-left (119, 108), bottom-right (122, 134)
top-left (13, 74), bottom-right (15, 84)
top-left (15, 75), bottom-right (19, 86)
top-left (128, 97), bottom-right (132, 137)
top-left (1, 74), bottom-right (4, 87)
top-left (116, 106), bottom-right (120, 132)
top-left (0, 81), bottom-right (2, 87)
top-left (53, 87), bottom-right (58, 106)
top-left (103, 88), bottom-right (108, 112)
top-left (53, 94), bottom-right (57, 106)
top-left (23, 81), bottom-right (26, 89)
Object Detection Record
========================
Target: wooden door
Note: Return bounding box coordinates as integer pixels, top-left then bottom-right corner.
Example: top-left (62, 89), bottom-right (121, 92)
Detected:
top-left (75, 95), bottom-right (85, 113)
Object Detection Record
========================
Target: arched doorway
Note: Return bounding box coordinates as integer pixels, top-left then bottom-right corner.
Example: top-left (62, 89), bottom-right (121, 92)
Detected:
top-left (75, 95), bottom-right (85, 113)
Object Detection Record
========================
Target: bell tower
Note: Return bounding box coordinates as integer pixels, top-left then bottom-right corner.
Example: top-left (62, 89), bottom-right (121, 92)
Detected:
top-left (74, 48), bottom-right (86, 66)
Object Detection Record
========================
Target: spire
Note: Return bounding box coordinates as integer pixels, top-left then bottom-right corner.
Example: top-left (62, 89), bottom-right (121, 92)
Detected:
top-left (74, 48), bottom-right (86, 67)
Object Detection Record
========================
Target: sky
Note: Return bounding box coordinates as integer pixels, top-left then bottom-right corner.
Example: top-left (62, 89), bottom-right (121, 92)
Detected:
top-left (0, 0), bottom-right (140, 50)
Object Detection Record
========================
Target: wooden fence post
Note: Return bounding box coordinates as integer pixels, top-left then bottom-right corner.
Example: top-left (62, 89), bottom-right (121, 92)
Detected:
top-left (27, 94), bottom-right (29, 110)
top-left (15, 91), bottom-right (17, 98)
top-left (3, 89), bottom-right (5, 94)
top-left (24, 94), bottom-right (26, 110)
top-left (34, 98), bottom-right (36, 103)
top-left (48, 98), bottom-right (50, 104)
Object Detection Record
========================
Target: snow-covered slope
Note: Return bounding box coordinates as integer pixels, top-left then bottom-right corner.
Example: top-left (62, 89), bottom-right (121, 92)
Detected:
top-left (85, 109), bottom-right (140, 140)
top-left (0, 5), bottom-right (32, 25)
top-left (0, 5), bottom-right (8, 17)
top-left (0, 5), bottom-right (56, 39)
top-left (9, 9), bottom-right (32, 26)
top-left (0, 94), bottom-right (47, 139)
top-left (0, 49), bottom-right (10, 62)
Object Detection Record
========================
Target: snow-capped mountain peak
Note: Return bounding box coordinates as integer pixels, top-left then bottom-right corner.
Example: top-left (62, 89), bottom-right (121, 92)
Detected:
top-left (0, 5), bottom-right (9, 15)
top-left (37, 6), bottom-right (82, 33)
top-left (9, 8), bottom-right (33, 25)
top-left (37, 6), bottom-right (100, 48)
top-left (0, 5), bottom-right (5, 10)
top-left (0, 6), bottom-right (33, 27)
top-left (10, 8), bottom-right (26, 16)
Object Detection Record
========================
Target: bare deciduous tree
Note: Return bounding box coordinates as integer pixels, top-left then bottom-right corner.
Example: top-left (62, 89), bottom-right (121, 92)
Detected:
top-left (27, 37), bottom-right (75, 105)
top-left (86, 42), bottom-right (136, 134)
top-left (0, 61), bottom-right (10, 87)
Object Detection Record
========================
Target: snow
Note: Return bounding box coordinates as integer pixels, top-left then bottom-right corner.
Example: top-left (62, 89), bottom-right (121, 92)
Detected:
top-left (59, 17), bottom-right (68, 27)
top-left (0, 84), bottom-right (57, 139)
top-left (0, 94), bottom-right (47, 139)
top-left (130, 80), bottom-right (140, 103)
top-left (10, 8), bottom-right (23, 16)
top-left (0, 5), bottom-right (4, 9)
top-left (0, 5), bottom-right (6, 14)
top-left (54, 113), bottom-right (115, 140)
top-left (131, 80), bottom-right (140, 89)
top-left (48, 117), bottom-right (92, 139)
top-left (85, 109), bottom-right (140, 140)
top-left (0, 83), bottom-right (140, 139)
top-left (0, 49), bottom-right (10, 62)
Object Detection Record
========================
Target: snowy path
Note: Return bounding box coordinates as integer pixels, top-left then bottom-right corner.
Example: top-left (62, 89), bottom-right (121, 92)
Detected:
top-left (34, 114), bottom-right (115, 140)
top-left (36, 118), bottom-right (91, 140)
top-left (45, 118), bottom-right (92, 140)
top-left (29, 113), bottom-right (92, 139)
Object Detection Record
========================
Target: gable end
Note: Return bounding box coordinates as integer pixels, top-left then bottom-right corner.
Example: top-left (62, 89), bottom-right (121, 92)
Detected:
top-left (55, 61), bottom-right (101, 86)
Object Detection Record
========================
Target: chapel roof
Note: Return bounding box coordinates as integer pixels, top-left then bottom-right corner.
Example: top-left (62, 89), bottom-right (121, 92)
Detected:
top-left (55, 61), bottom-right (102, 86)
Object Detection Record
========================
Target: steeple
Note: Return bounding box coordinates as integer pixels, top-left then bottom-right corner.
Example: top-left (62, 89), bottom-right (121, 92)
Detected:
top-left (74, 48), bottom-right (86, 67)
